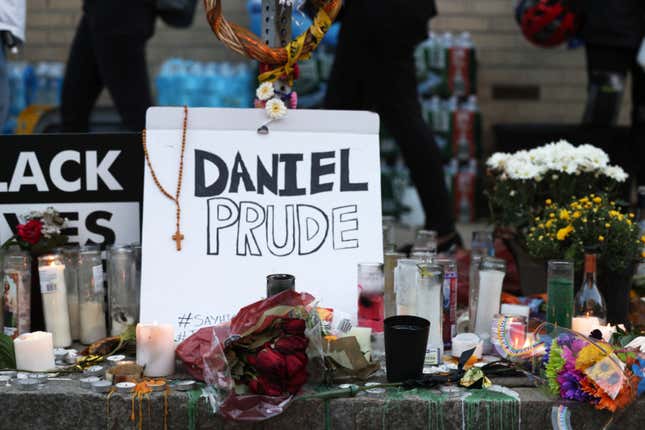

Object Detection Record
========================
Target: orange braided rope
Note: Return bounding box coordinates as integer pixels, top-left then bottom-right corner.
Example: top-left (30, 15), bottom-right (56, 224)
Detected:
top-left (204, 0), bottom-right (342, 66)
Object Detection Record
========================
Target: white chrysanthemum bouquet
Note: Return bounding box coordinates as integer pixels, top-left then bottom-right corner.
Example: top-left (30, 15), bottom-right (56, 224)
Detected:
top-left (485, 140), bottom-right (628, 230)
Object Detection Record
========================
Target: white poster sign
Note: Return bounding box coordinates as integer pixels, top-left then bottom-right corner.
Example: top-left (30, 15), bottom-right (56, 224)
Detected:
top-left (140, 108), bottom-right (383, 342)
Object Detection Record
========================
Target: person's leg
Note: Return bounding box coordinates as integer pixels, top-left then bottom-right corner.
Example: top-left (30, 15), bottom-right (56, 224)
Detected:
top-left (60, 15), bottom-right (103, 132)
top-left (582, 45), bottom-right (631, 126)
top-left (0, 47), bottom-right (9, 126)
top-left (630, 54), bottom-right (645, 186)
top-left (372, 47), bottom-right (456, 236)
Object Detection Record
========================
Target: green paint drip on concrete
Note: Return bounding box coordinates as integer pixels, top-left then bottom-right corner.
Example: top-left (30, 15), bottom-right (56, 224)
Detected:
top-left (463, 389), bottom-right (519, 430)
top-left (187, 388), bottom-right (202, 430)
top-left (385, 388), bottom-right (445, 430)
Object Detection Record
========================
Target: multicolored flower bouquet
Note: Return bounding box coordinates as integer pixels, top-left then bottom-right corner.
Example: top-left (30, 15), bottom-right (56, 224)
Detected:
top-left (486, 140), bottom-right (627, 232)
top-left (540, 328), bottom-right (643, 412)
top-left (1, 207), bottom-right (68, 253)
top-left (176, 290), bottom-right (323, 421)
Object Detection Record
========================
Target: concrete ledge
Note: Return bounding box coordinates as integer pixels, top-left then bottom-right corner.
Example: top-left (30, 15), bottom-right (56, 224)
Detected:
top-left (1, 380), bottom-right (642, 429)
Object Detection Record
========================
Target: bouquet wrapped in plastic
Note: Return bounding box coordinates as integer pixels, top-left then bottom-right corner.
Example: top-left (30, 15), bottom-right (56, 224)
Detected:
top-left (492, 318), bottom-right (644, 414)
top-left (176, 290), bottom-right (323, 421)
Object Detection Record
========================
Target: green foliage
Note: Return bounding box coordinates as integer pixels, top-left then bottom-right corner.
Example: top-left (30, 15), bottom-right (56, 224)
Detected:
top-left (0, 334), bottom-right (16, 369)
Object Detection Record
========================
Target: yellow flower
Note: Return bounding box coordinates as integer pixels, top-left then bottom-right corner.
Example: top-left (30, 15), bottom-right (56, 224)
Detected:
top-left (609, 210), bottom-right (619, 218)
top-left (610, 201), bottom-right (616, 206)
top-left (629, 213), bottom-right (635, 218)
top-left (538, 223), bottom-right (545, 229)
top-left (546, 199), bottom-right (552, 205)
top-left (549, 213), bottom-right (555, 218)
top-left (582, 218), bottom-right (587, 223)
top-left (559, 209), bottom-right (570, 220)
top-left (573, 211), bottom-right (581, 219)
top-left (538, 235), bottom-right (544, 241)
top-left (605, 223), bottom-right (611, 228)
top-left (575, 343), bottom-right (613, 371)
top-left (556, 225), bottom-right (574, 241)
top-left (627, 220), bottom-right (632, 226)
top-left (534, 217), bottom-right (540, 222)
top-left (593, 197), bottom-right (602, 204)
top-left (641, 235), bottom-right (645, 244)
top-left (530, 227), bottom-right (536, 232)
top-left (598, 235), bottom-right (604, 242)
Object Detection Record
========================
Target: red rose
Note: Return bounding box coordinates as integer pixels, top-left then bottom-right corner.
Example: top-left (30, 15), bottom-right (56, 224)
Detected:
top-left (282, 318), bottom-right (306, 336)
top-left (255, 347), bottom-right (286, 379)
top-left (285, 352), bottom-right (307, 377)
top-left (286, 369), bottom-right (308, 394)
top-left (248, 376), bottom-right (283, 396)
top-left (17, 219), bottom-right (43, 245)
top-left (275, 335), bottom-right (309, 354)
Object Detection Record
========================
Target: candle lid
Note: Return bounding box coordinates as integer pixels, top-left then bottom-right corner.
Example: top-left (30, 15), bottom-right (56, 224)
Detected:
top-left (54, 348), bottom-right (68, 360)
top-left (146, 380), bottom-right (167, 392)
top-left (65, 350), bottom-right (79, 365)
top-left (17, 379), bottom-right (39, 391)
top-left (116, 382), bottom-right (136, 393)
top-left (106, 355), bottom-right (126, 365)
top-left (91, 380), bottom-right (113, 393)
top-left (33, 374), bottom-right (49, 384)
top-left (84, 365), bottom-right (105, 377)
top-left (80, 376), bottom-right (101, 389)
top-left (172, 380), bottom-right (196, 391)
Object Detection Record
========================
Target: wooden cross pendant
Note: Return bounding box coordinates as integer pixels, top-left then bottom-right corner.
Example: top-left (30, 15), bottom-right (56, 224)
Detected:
top-left (172, 229), bottom-right (184, 251)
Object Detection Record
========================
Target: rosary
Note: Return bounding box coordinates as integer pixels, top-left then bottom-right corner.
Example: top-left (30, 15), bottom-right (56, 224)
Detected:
top-left (141, 106), bottom-right (189, 251)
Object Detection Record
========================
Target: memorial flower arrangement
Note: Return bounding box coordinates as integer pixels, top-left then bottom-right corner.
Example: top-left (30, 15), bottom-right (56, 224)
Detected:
top-left (486, 141), bottom-right (627, 231)
top-left (541, 330), bottom-right (644, 412)
top-left (524, 195), bottom-right (641, 272)
top-left (1, 207), bottom-right (68, 254)
top-left (176, 290), bottom-right (322, 420)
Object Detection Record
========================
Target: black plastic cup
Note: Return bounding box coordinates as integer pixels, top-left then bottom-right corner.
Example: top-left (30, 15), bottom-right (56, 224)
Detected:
top-left (384, 315), bottom-right (430, 382)
top-left (266, 274), bottom-right (295, 297)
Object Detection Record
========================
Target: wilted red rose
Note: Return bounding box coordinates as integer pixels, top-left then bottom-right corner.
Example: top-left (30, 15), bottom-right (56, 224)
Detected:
top-left (286, 369), bottom-right (308, 394)
top-left (17, 219), bottom-right (43, 245)
top-left (285, 352), bottom-right (307, 377)
top-left (282, 318), bottom-right (306, 335)
top-left (248, 376), bottom-right (283, 396)
top-left (255, 347), bottom-right (286, 379)
top-left (275, 335), bottom-right (309, 354)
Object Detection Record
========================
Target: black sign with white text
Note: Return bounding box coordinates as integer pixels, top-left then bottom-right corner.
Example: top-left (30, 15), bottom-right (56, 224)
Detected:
top-left (0, 133), bottom-right (144, 246)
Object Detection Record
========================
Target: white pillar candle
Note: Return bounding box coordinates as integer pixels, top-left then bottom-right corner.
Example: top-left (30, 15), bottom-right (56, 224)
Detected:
top-left (473, 270), bottom-right (505, 336)
top-left (38, 259), bottom-right (72, 348)
top-left (571, 316), bottom-right (603, 337)
top-left (14, 331), bottom-right (55, 371)
top-left (136, 323), bottom-right (175, 377)
top-left (347, 326), bottom-right (372, 361)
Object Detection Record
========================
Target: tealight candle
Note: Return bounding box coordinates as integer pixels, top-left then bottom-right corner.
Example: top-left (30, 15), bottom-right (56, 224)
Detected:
top-left (172, 380), bottom-right (195, 391)
top-left (136, 323), bottom-right (175, 377)
top-left (146, 380), bottom-right (167, 392)
top-left (80, 376), bottom-right (101, 389)
top-left (13, 332), bottom-right (55, 372)
top-left (116, 381), bottom-right (136, 393)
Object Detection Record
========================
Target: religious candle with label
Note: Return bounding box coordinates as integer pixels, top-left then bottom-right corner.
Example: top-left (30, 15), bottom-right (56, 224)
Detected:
top-left (136, 323), bottom-right (175, 377)
top-left (38, 254), bottom-right (72, 348)
top-left (58, 247), bottom-right (81, 341)
top-left (2, 248), bottom-right (31, 338)
top-left (14, 331), bottom-right (55, 372)
top-left (384, 252), bottom-right (404, 319)
top-left (107, 245), bottom-right (139, 336)
top-left (357, 263), bottom-right (384, 332)
top-left (416, 262), bottom-right (444, 365)
top-left (394, 259), bottom-right (420, 316)
top-left (79, 246), bottom-right (107, 344)
top-left (473, 257), bottom-right (506, 336)
top-left (546, 260), bottom-right (574, 329)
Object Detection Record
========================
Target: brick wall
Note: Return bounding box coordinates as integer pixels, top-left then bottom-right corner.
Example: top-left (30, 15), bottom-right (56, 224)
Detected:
top-left (16, 0), bottom-right (632, 151)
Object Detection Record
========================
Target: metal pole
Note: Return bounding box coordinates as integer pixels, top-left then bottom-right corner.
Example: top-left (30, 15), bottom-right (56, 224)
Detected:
top-left (261, 0), bottom-right (293, 96)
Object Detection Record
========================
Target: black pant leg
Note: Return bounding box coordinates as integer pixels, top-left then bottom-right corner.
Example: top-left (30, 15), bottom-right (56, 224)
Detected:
top-left (631, 56), bottom-right (645, 185)
top-left (61, 15), bottom-right (104, 132)
top-left (374, 51), bottom-right (455, 235)
top-left (91, 33), bottom-right (152, 131)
